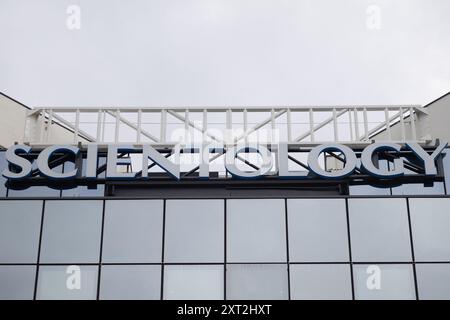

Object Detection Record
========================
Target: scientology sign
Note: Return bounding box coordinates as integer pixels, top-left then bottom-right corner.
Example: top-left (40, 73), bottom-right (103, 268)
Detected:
top-left (1, 142), bottom-right (447, 181)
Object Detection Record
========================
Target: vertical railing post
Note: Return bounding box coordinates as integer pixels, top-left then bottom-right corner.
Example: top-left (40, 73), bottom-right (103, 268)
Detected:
top-left (74, 109), bottom-right (80, 144)
top-left (309, 108), bottom-right (315, 142)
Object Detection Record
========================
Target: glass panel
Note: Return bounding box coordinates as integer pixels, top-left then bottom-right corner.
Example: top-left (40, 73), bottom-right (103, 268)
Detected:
top-left (7, 161), bottom-right (62, 198)
top-left (290, 264), bottom-right (352, 300)
top-left (165, 200), bottom-right (224, 263)
top-left (100, 265), bottom-right (161, 300)
top-left (36, 265), bottom-right (98, 300)
top-left (40, 200), bottom-right (103, 263)
top-left (227, 199), bottom-right (286, 263)
top-left (0, 200), bottom-right (42, 263)
top-left (392, 163), bottom-right (444, 195)
top-left (416, 263), bottom-right (450, 300)
top-left (102, 200), bottom-right (163, 263)
top-left (288, 199), bottom-right (349, 262)
top-left (353, 264), bottom-right (415, 300)
top-left (348, 199), bottom-right (412, 262)
top-left (443, 149), bottom-right (450, 195)
top-left (61, 158), bottom-right (106, 197)
top-left (163, 265), bottom-right (223, 300)
top-left (0, 151), bottom-right (7, 197)
top-left (349, 159), bottom-right (390, 195)
top-left (0, 266), bottom-right (36, 300)
top-left (409, 198), bottom-right (450, 261)
top-left (226, 264), bottom-right (288, 300)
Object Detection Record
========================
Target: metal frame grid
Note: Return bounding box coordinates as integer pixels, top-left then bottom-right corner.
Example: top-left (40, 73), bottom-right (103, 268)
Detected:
top-left (2, 195), bottom-right (450, 300)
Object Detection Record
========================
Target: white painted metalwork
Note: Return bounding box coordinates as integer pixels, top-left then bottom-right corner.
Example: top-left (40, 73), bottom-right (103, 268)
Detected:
top-left (24, 105), bottom-right (427, 146)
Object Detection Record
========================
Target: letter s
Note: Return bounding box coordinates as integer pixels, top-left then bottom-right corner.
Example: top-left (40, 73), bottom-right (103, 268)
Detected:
top-left (2, 145), bottom-right (32, 180)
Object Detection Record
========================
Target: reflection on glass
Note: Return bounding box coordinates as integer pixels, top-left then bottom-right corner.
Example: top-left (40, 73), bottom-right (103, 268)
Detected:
top-left (61, 158), bottom-right (106, 197)
top-left (163, 265), bottom-right (223, 300)
top-left (0, 266), bottom-right (36, 300)
top-left (416, 263), bottom-right (450, 300)
top-left (0, 200), bottom-right (42, 263)
top-left (100, 265), bottom-right (161, 300)
top-left (288, 199), bottom-right (349, 262)
top-left (353, 264), bottom-right (415, 300)
top-left (348, 199), bottom-right (411, 262)
top-left (227, 199), bottom-right (286, 262)
top-left (102, 200), bottom-right (163, 263)
top-left (349, 160), bottom-right (390, 195)
top-left (165, 200), bottom-right (224, 263)
top-left (7, 161), bottom-right (62, 198)
top-left (409, 198), bottom-right (450, 261)
top-left (0, 152), bottom-right (7, 197)
top-left (290, 264), bottom-right (352, 300)
top-left (40, 200), bottom-right (102, 263)
top-left (36, 265), bottom-right (98, 300)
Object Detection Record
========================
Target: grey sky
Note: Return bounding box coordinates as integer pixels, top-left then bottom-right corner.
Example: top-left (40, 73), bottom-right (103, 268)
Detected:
top-left (0, 0), bottom-right (449, 107)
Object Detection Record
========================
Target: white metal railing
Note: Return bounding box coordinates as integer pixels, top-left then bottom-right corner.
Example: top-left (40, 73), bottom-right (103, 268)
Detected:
top-left (23, 106), bottom-right (429, 146)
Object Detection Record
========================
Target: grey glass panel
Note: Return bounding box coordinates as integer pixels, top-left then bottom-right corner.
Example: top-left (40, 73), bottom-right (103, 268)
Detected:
top-left (443, 149), bottom-right (450, 195)
top-left (227, 199), bottom-right (286, 262)
top-left (348, 199), bottom-right (412, 262)
top-left (165, 200), bottom-right (224, 263)
top-left (349, 160), bottom-right (391, 195)
top-left (102, 200), bottom-right (163, 263)
top-left (0, 200), bottom-right (42, 263)
top-left (163, 265), bottom-right (223, 300)
top-left (0, 266), bottom-right (36, 300)
top-left (353, 264), bottom-right (415, 300)
top-left (37, 265), bottom-right (98, 300)
top-left (416, 264), bottom-right (450, 300)
top-left (392, 165), bottom-right (444, 195)
top-left (40, 200), bottom-right (102, 263)
top-left (100, 265), bottom-right (161, 300)
top-left (8, 161), bottom-right (62, 198)
top-left (226, 264), bottom-right (288, 300)
top-left (0, 152), bottom-right (7, 197)
top-left (290, 264), bottom-right (352, 300)
top-left (410, 198), bottom-right (450, 261)
top-left (288, 199), bottom-right (349, 262)
top-left (61, 158), bottom-right (105, 197)
top-left (349, 185), bottom-right (391, 195)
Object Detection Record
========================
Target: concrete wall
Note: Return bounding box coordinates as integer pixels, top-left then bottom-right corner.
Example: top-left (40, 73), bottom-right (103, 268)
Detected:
top-left (0, 93), bottom-right (28, 148)
top-left (374, 92), bottom-right (450, 144)
top-left (0, 93), bottom-right (90, 148)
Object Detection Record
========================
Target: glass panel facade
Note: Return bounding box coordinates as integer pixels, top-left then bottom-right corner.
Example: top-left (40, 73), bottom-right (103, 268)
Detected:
top-left (0, 151), bottom-right (7, 197)
top-left (40, 200), bottom-right (103, 263)
top-left (227, 199), bottom-right (286, 263)
top-left (409, 198), bottom-right (450, 261)
top-left (0, 266), bottom-right (36, 300)
top-left (348, 199), bottom-right (412, 262)
top-left (290, 264), bottom-right (352, 300)
top-left (100, 265), bottom-right (161, 300)
top-left (0, 200), bottom-right (42, 263)
top-left (61, 158), bottom-right (105, 197)
top-left (7, 162), bottom-right (62, 198)
top-left (163, 265), bottom-right (224, 300)
top-left (353, 264), bottom-right (415, 300)
top-left (226, 264), bottom-right (288, 300)
top-left (102, 200), bottom-right (163, 263)
top-left (288, 199), bottom-right (349, 262)
top-left (36, 265), bottom-right (98, 300)
top-left (1, 196), bottom-right (449, 300)
top-left (164, 200), bottom-right (224, 263)
top-left (416, 264), bottom-right (450, 300)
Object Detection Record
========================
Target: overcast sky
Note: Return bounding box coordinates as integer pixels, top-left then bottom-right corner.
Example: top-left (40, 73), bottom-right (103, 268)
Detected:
top-left (0, 0), bottom-right (449, 107)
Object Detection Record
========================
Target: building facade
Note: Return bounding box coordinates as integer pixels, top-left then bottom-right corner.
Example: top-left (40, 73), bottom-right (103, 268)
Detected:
top-left (1, 92), bottom-right (450, 300)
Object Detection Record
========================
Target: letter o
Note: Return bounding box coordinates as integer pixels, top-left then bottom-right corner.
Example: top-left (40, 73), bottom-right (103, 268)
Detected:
top-left (307, 144), bottom-right (357, 179)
